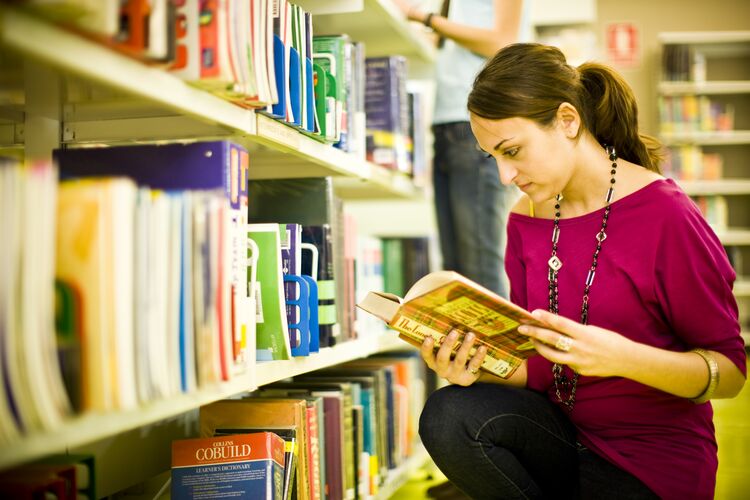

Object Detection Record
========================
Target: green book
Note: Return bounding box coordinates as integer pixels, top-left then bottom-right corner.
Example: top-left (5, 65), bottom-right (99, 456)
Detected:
top-left (249, 224), bottom-right (291, 361)
top-left (382, 238), bottom-right (405, 298)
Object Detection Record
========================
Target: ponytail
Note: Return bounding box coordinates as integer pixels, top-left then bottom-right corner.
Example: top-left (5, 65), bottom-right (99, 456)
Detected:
top-left (468, 43), bottom-right (663, 172)
top-left (578, 63), bottom-right (663, 172)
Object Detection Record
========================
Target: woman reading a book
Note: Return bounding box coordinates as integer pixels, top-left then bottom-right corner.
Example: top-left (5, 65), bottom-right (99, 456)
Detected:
top-left (417, 43), bottom-right (746, 499)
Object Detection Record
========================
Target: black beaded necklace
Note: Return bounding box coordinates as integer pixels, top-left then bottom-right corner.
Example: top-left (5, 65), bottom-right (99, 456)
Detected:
top-left (549, 145), bottom-right (618, 411)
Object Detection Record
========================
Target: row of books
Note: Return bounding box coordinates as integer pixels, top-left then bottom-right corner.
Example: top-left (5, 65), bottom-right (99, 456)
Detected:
top-left (0, 453), bottom-right (95, 499)
top-left (658, 95), bottom-right (735, 134)
top-left (661, 44), bottom-right (706, 82)
top-left (179, 354), bottom-right (429, 500)
top-left (662, 146), bottom-right (724, 181)
top-left (693, 195), bottom-right (729, 232)
top-left (724, 246), bottom-right (750, 280)
top-left (17, 2), bottom-right (430, 181)
top-left (0, 142), bottom-right (433, 442)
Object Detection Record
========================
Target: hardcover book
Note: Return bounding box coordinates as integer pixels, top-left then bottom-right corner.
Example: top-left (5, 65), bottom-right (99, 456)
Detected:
top-left (171, 432), bottom-right (285, 500)
top-left (357, 271), bottom-right (540, 379)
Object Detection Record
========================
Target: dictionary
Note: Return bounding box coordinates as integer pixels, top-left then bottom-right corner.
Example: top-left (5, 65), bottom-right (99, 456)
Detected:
top-left (171, 432), bottom-right (285, 499)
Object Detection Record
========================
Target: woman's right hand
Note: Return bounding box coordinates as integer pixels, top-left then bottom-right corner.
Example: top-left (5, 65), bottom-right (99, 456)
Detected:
top-left (421, 329), bottom-right (488, 386)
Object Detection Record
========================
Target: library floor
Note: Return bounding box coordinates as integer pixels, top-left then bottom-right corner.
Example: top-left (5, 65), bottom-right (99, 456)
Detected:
top-left (390, 364), bottom-right (750, 499)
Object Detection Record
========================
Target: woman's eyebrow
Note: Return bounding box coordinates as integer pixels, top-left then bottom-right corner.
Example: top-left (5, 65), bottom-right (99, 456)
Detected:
top-left (493, 137), bottom-right (513, 151)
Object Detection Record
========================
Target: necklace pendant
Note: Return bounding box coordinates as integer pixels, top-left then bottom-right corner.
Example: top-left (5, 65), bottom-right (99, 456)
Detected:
top-left (548, 255), bottom-right (563, 271)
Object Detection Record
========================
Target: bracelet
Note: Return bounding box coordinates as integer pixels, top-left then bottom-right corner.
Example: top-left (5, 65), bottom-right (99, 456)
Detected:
top-left (689, 348), bottom-right (719, 404)
top-left (423, 12), bottom-right (436, 28)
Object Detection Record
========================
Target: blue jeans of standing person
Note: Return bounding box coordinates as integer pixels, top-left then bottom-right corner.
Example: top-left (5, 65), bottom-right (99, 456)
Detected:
top-left (433, 122), bottom-right (508, 297)
top-left (420, 384), bottom-right (660, 499)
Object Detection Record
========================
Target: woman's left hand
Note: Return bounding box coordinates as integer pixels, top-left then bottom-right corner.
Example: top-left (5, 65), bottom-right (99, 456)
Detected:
top-left (518, 310), bottom-right (636, 377)
top-left (391, 0), bottom-right (426, 22)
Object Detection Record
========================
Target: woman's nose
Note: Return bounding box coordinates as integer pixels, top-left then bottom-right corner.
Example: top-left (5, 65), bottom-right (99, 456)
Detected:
top-left (496, 160), bottom-right (517, 186)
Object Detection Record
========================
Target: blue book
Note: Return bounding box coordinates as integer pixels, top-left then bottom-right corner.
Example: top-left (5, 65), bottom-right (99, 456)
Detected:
top-left (288, 47), bottom-right (302, 127)
top-left (305, 57), bottom-right (315, 132)
top-left (270, 34), bottom-right (287, 119)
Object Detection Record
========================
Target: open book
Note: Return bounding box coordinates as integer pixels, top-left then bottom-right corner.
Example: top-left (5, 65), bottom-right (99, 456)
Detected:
top-left (357, 271), bottom-right (541, 379)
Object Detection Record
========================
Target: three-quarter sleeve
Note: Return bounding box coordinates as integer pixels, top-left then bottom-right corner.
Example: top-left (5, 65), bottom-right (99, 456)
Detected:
top-left (654, 200), bottom-right (746, 376)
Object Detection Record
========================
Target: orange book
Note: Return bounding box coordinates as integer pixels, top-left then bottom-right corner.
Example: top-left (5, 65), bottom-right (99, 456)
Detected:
top-left (200, 398), bottom-right (311, 500)
top-left (357, 270), bottom-right (541, 379)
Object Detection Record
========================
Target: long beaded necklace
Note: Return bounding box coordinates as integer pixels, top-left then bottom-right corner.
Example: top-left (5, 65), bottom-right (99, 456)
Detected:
top-left (549, 145), bottom-right (618, 411)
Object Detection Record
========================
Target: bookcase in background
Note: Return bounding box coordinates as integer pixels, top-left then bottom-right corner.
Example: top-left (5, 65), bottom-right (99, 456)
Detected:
top-left (0, 1), bottom-right (437, 497)
top-left (657, 31), bottom-right (750, 346)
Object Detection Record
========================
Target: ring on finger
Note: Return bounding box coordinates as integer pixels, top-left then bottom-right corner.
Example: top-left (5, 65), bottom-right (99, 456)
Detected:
top-left (469, 367), bottom-right (479, 375)
top-left (555, 335), bottom-right (574, 352)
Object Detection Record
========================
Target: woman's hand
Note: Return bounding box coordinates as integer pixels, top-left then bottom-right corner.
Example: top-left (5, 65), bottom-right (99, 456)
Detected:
top-left (391, 0), bottom-right (427, 23)
top-left (421, 329), bottom-right (488, 386)
top-left (518, 310), bottom-right (635, 378)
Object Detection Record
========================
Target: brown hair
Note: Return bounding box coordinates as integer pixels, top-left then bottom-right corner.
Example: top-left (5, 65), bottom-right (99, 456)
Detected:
top-left (467, 43), bottom-right (662, 172)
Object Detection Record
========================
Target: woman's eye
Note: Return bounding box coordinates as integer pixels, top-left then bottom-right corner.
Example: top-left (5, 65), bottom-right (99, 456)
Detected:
top-left (504, 148), bottom-right (519, 158)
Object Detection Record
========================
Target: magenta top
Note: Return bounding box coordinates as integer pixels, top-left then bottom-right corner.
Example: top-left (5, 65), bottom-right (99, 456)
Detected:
top-left (506, 178), bottom-right (746, 499)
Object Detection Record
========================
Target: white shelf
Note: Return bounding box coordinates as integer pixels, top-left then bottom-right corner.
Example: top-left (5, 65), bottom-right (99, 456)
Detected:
top-left (658, 31), bottom-right (750, 45)
top-left (302, 0), bottom-right (436, 63)
top-left (716, 229), bottom-right (750, 246)
top-left (735, 278), bottom-right (750, 297)
top-left (660, 131), bottom-right (750, 146)
top-left (334, 166), bottom-right (426, 200)
top-left (0, 7), bottom-right (256, 136)
top-left (249, 115), bottom-right (427, 200)
top-left (0, 373), bottom-right (254, 470)
top-left (1, 333), bottom-right (413, 470)
top-left (658, 81), bottom-right (750, 95)
top-left (255, 333), bottom-right (409, 387)
top-left (0, 7), bottom-right (427, 200)
top-left (247, 113), bottom-right (370, 180)
top-left (678, 179), bottom-right (750, 196)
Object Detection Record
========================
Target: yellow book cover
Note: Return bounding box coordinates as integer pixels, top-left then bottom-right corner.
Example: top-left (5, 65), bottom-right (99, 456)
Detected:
top-left (56, 177), bottom-right (137, 412)
top-left (357, 270), bottom-right (540, 379)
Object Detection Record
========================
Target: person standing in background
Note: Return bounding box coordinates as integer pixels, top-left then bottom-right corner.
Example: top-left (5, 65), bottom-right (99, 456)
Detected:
top-left (394, 0), bottom-right (530, 298)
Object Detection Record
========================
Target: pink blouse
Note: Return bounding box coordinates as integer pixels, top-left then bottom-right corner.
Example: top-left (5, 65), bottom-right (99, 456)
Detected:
top-left (506, 178), bottom-right (746, 499)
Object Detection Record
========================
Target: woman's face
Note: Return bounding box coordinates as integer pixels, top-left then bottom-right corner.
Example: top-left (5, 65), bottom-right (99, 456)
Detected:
top-left (470, 114), bottom-right (574, 204)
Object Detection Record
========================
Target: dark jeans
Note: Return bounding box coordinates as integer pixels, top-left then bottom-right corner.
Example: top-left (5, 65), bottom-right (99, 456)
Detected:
top-left (432, 122), bottom-right (508, 297)
top-left (419, 384), bottom-right (659, 499)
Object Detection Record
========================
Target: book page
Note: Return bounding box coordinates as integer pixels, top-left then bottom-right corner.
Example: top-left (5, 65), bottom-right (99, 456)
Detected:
top-left (402, 270), bottom-right (460, 302)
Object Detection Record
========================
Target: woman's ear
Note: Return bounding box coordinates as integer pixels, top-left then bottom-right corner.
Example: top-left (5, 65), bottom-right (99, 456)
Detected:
top-left (556, 102), bottom-right (581, 139)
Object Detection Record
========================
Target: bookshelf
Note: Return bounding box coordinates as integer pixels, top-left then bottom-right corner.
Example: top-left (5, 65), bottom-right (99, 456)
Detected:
top-left (0, 5), bottom-right (428, 200)
top-left (297, 0), bottom-right (437, 64)
top-left (658, 30), bottom-right (750, 346)
top-left (0, 2), bottom-right (434, 496)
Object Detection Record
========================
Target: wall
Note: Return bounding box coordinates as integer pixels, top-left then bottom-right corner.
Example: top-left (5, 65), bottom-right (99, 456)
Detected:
top-left (595, 0), bottom-right (750, 136)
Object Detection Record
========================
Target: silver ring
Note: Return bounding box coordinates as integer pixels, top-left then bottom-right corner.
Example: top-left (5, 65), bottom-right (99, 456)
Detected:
top-left (469, 367), bottom-right (479, 375)
top-left (555, 335), bottom-right (574, 352)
